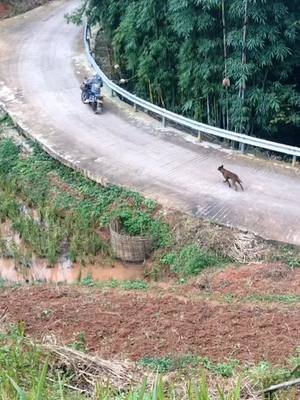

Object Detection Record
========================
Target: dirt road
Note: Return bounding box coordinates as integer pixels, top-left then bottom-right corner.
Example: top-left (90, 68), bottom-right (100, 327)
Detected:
top-left (0, 0), bottom-right (300, 245)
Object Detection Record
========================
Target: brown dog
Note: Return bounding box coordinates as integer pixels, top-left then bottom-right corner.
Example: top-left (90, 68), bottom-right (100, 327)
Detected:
top-left (218, 165), bottom-right (244, 191)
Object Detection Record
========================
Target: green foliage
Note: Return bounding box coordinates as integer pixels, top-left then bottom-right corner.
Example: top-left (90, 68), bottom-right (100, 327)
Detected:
top-left (0, 325), bottom-right (48, 399)
top-left (108, 208), bottom-right (168, 241)
top-left (140, 355), bottom-right (238, 377)
top-left (245, 294), bottom-right (300, 304)
top-left (202, 357), bottom-right (239, 378)
top-left (274, 245), bottom-right (300, 268)
top-left (162, 245), bottom-right (228, 277)
top-left (71, 332), bottom-right (87, 352)
top-left (221, 292), bottom-right (300, 304)
top-left (247, 362), bottom-right (291, 390)
top-left (160, 252), bottom-right (176, 266)
top-left (289, 348), bottom-right (300, 378)
top-left (77, 0), bottom-right (300, 146)
top-left (122, 280), bottom-right (149, 290)
top-left (81, 272), bottom-right (95, 286)
top-left (81, 274), bottom-right (150, 290)
top-left (140, 357), bottom-right (174, 373)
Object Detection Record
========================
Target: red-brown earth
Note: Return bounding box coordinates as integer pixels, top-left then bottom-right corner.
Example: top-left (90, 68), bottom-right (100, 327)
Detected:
top-left (1, 263), bottom-right (299, 366)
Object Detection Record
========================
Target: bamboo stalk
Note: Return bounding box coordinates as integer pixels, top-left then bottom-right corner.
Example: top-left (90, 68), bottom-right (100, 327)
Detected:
top-left (260, 378), bottom-right (300, 395)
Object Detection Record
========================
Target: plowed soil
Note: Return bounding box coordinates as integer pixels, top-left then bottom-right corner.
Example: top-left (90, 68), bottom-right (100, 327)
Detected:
top-left (1, 263), bottom-right (300, 366)
top-left (193, 262), bottom-right (300, 296)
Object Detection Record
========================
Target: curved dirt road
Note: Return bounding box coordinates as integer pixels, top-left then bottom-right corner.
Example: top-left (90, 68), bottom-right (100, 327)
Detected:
top-left (0, 0), bottom-right (300, 245)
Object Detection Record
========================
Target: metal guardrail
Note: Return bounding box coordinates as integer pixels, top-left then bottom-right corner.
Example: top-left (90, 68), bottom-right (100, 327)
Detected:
top-left (84, 24), bottom-right (300, 166)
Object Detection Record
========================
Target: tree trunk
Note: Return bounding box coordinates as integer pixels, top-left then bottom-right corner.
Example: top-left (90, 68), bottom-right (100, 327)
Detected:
top-left (239, 0), bottom-right (248, 133)
top-left (240, 0), bottom-right (248, 101)
top-left (221, 0), bottom-right (229, 129)
top-left (207, 95), bottom-right (211, 125)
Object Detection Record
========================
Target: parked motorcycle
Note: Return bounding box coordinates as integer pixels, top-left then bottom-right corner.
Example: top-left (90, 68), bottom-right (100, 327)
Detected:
top-left (80, 76), bottom-right (103, 114)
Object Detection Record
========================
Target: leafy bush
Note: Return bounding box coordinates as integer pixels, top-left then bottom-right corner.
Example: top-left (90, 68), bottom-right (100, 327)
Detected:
top-left (161, 245), bottom-right (227, 277)
top-left (142, 354), bottom-right (201, 373)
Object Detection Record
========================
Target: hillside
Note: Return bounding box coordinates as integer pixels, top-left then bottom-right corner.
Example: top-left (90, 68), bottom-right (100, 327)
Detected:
top-left (75, 0), bottom-right (300, 147)
top-left (0, 0), bottom-right (49, 18)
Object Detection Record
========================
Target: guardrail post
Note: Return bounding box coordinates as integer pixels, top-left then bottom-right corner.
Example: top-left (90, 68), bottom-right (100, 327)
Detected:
top-left (111, 89), bottom-right (115, 97)
top-left (239, 143), bottom-right (245, 154)
top-left (133, 103), bottom-right (137, 112)
top-left (292, 155), bottom-right (297, 167)
top-left (86, 38), bottom-right (90, 50)
top-left (197, 131), bottom-right (202, 142)
top-left (162, 116), bottom-right (166, 127)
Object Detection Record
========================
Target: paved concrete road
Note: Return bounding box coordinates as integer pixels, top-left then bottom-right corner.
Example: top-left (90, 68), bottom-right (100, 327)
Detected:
top-left (1, 0), bottom-right (300, 245)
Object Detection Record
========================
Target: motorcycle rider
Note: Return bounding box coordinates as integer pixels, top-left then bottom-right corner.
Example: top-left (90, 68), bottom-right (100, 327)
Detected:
top-left (82, 74), bottom-right (103, 103)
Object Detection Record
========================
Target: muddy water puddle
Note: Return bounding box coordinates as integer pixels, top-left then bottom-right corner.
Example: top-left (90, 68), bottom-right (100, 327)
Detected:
top-left (0, 220), bottom-right (144, 284)
top-left (0, 258), bottom-right (144, 284)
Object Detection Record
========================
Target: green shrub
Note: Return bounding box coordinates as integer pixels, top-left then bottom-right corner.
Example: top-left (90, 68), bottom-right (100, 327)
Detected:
top-left (162, 245), bottom-right (227, 277)
top-left (122, 280), bottom-right (149, 290)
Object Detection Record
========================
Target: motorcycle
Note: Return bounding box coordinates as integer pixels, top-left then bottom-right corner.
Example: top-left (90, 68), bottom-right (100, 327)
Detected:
top-left (80, 80), bottom-right (103, 114)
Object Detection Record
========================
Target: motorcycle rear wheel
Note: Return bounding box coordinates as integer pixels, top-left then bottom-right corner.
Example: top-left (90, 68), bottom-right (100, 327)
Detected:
top-left (91, 101), bottom-right (98, 113)
top-left (95, 104), bottom-right (102, 114)
top-left (81, 91), bottom-right (88, 103)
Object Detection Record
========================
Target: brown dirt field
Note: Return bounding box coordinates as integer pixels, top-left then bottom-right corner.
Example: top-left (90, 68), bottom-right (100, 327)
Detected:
top-left (1, 280), bottom-right (299, 366)
top-left (193, 263), bottom-right (300, 296)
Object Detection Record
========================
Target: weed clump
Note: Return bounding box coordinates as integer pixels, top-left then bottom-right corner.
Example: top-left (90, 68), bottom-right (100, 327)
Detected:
top-left (161, 244), bottom-right (228, 278)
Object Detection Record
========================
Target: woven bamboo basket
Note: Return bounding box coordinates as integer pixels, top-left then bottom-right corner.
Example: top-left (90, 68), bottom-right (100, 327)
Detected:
top-left (109, 219), bottom-right (153, 262)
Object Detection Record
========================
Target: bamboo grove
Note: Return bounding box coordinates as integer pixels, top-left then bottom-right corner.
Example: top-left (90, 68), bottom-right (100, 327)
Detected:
top-left (73, 0), bottom-right (300, 145)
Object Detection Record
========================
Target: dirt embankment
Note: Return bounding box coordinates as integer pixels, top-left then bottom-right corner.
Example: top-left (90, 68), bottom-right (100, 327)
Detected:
top-left (1, 263), bottom-right (300, 366)
top-left (193, 262), bottom-right (300, 296)
top-left (0, 0), bottom-right (50, 19)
